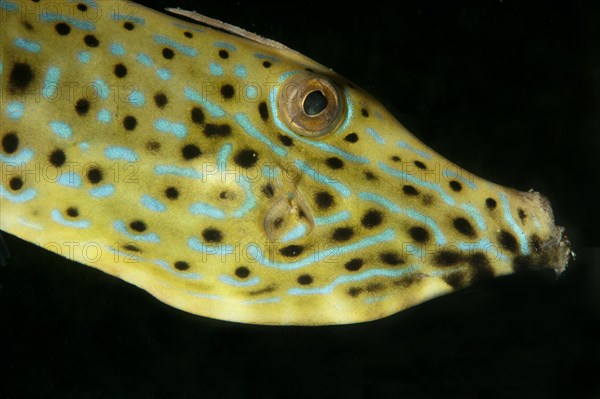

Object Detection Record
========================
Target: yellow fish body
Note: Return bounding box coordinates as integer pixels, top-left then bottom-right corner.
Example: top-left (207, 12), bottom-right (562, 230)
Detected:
top-left (0, 0), bottom-right (571, 325)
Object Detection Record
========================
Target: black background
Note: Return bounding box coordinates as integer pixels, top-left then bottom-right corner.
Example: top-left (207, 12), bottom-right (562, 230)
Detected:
top-left (2, 1), bottom-right (599, 398)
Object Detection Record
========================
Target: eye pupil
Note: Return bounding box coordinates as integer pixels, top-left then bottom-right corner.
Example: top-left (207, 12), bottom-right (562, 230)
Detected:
top-left (303, 90), bottom-right (328, 116)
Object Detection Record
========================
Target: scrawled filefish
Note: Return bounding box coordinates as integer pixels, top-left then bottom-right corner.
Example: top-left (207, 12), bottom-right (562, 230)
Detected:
top-left (0, 0), bottom-right (572, 325)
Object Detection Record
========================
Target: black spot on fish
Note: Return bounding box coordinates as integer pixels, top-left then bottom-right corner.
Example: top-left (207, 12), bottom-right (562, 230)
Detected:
top-left (332, 227), bottom-right (354, 242)
top-left (154, 93), bottom-right (168, 108)
top-left (146, 141), bottom-right (161, 153)
top-left (422, 194), bottom-right (434, 206)
top-left (77, 3), bottom-right (87, 12)
top-left (262, 61), bottom-right (272, 68)
top-left (347, 287), bottom-right (363, 297)
top-left (114, 63), bottom-right (127, 78)
top-left (234, 149), bottom-right (258, 168)
top-left (345, 258), bottom-right (364, 272)
top-left (444, 272), bottom-right (466, 289)
top-left (9, 177), bottom-right (23, 191)
top-left (278, 134), bottom-right (293, 146)
top-left (123, 115), bottom-right (137, 131)
top-left (75, 98), bottom-right (90, 116)
top-left (486, 198), bottom-right (497, 210)
top-left (66, 207), bottom-right (79, 217)
top-left (512, 255), bottom-right (548, 273)
top-left (235, 266), bottom-right (250, 278)
top-left (364, 171), bottom-right (377, 181)
top-left (86, 167), bottom-right (103, 184)
top-left (184, 31), bottom-right (193, 38)
top-left (165, 186), bottom-right (179, 200)
top-left (449, 180), bottom-right (462, 192)
top-left (315, 191), bottom-right (334, 209)
top-left (325, 157), bottom-right (344, 170)
top-left (162, 48), bottom-right (174, 59)
top-left (2, 132), bottom-right (19, 154)
top-left (469, 252), bottom-right (494, 283)
top-left (204, 124), bottom-right (232, 138)
top-left (361, 108), bottom-right (369, 117)
top-left (414, 160), bottom-right (426, 170)
top-left (174, 261), bottom-right (190, 271)
top-left (280, 245), bottom-right (304, 257)
top-left (499, 230), bottom-right (518, 252)
top-left (124, 244), bottom-right (140, 252)
top-left (181, 144), bottom-right (202, 160)
top-left (123, 22), bottom-right (134, 31)
top-left (518, 208), bottom-right (526, 221)
top-left (55, 22), bottom-right (71, 35)
top-left (220, 84), bottom-right (235, 99)
top-left (49, 149), bottom-right (66, 167)
top-left (130, 220), bottom-right (147, 232)
top-left (249, 285), bottom-right (276, 296)
top-left (434, 250), bottom-right (463, 266)
top-left (344, 133), bottom-right (358, 143)
top-left (409, 226), bottom-right (429, 243)
top-left (262, 183), bottom-right (275, 198)
top-left (258, 101), bottom-right (269, 121)
top-left (391, 155), bottom-right (401, 162)
top-left (202, 228), bottom-right (223, 243)
top-left (531, 235), bottom-right (542, 253)
top-left (84, 34), bottom-right (99, 47)
top-left (361, 209), bottom-right (383, 229)
top-left (218, 49), bottom-right (229, 59)
top-left (453, 217), bottom-right (476, 238)
top-left (22, 21), bottom-right (33, 30)
top-left (297, 274), bottom-right (313, 285)
top-left (402, 185), bottom-right (419, 196)
top-left (380, 252), bottom-right (404, 265)
top-left (366, 283), bottom-right (384, 293)
top-left (9, 62), bottom-right (34, 93)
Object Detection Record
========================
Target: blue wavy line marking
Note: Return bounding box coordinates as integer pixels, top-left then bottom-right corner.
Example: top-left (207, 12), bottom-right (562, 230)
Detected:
top-left (171, 22), bottom-right (204, 33)
top-left (443, 169), bottom-right (476, 190)
top-left (209, 62), bottom-right (224, 76)
top-left (0, 0), bottom-right (17, 11)
top-left (280, 224), bottom-right (308, 243)
top-left (243, 297), bottom-right (281, 305)
top-left (18, 216), bottom-right (43, 230)
top-left (97, 109), bottom-right (111, 123)
top-left (314, 210), bottom-right (351, 226)
top-left (154, 165), bottom-right (201, 179)
top-left (0, 148), bottom-right (33, 164)
top-left (104, 146), bottom-right (139, 162)
top-left (89, 184), bottom-right (115, 198)
top-left (377, 162), bottom-right (455, 206)
top-left (50, 121), bottom-right (73, 139)
top-left (154, 119), bottom-right (187, 139)
top-left (188, 237), bottom-right (234, 255)
top-left (405, 243), bottom-right (425, 260)
top-left (460, 204), bottom-right (486, 231)
top-left (156, 68), bottom-right (171, 80)
top-left (14, 38), bottom-right (40, 53)
top-left (6, 101), bottom-right (24, 120)
top-left (217, 143), bottom-right (232, 171)
top-left (213, 41), bottom-right (237, 51)
top-left (234, 64), bottom-right (248, 79)
top-left (288, 265), bottom-right (419, 295)
top-left (127, 89), bottom-right (145, 107)
top-left (51, 209), bottom-right (90, 229)
top-left (268, 83), bottom-right (369, 164)
top-left (57, 171), bottom-right (82, 188)
top-left (397, 141), bottom-right (432, 160)
top-left (364, 296), bottom-right (387, 304)
top-left (110, 42), bottom-right (125, 56)
top-left (41, 12), bottom-right (95, 30)
top-left (337, 86), bottom-right (354, 133)
top-left (78, 51), bottom-right (90, 64)
top-left (136, 53), bottom-right (154, 67)
top-left (141, 194), bottom-right (166, 213)
top-left (254, 53), bottom-right (279, 62)
top-left (219, 275), bottom-right (260, 287)
top-left (42, 67), bottom-right (61, 99)
top-left (233, 176), bottom-right (257, 218)
top-left (233, 113), bottom-right (287, 157)
top-left (295, 160), bottom-right (351, 197)
top-left (186, 291), bottom-right (222, 300)
top-left (499, 192), bottom-right (529, 255)
top-left (247, 228), bottom-right (396, 271)
top-left (366, 128), bottom-right (385, 144)
top-left (113, 220), bottom-right (160, 243)
top-left (153, 34), bottom-right (197, 57)
top-left (245, 85), bottom-right (258, 100)
top-left (93, 79), bottom-right (109, 99)
top-left (0, 186), bottom-right (37, 203)
top-left (79, 142), bottom-right (90, 151)
top-left (189, 202), bottom-right (226, 218)
top-left (111, 13), bottom-right (145, 24)
top-left (358, 191), bottom-right (446, 245)
top-left (184, 87), bottom-right (226, 117)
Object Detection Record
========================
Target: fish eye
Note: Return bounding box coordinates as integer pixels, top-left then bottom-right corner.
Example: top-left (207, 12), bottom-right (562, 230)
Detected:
top-left (277, 72), bottom-right (345, 137)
